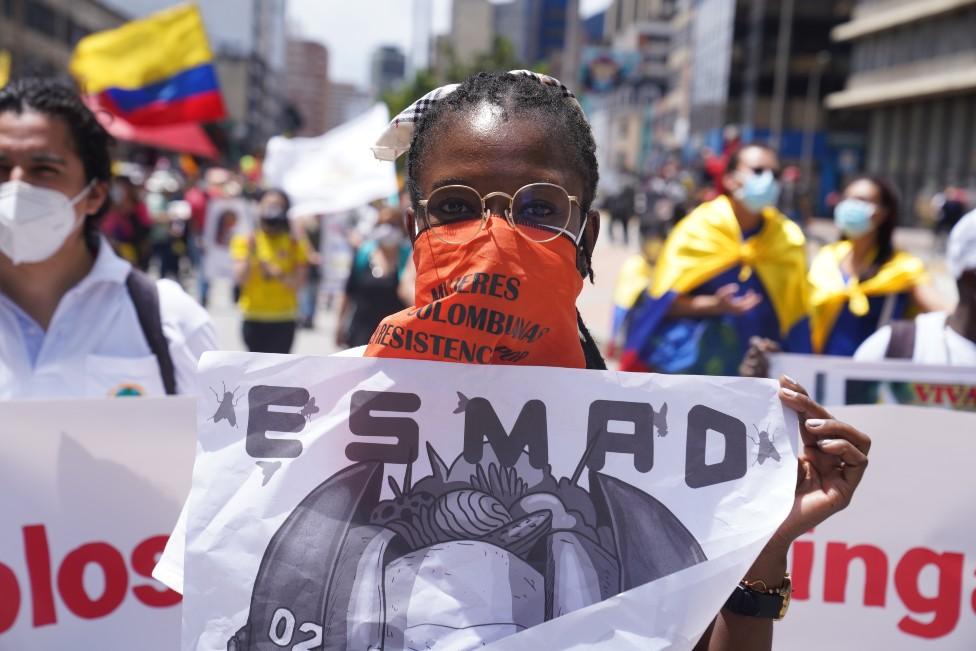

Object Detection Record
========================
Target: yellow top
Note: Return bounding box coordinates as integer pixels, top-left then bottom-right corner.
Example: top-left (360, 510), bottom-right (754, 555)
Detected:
top-left (808, 241), bottom-right (927, 353)
top-left (231, 231), bottom-right (308, 321)
top-left (70, 4), bottom-right (214, 92)
top-left (649, 195), bottom-right (809, 337)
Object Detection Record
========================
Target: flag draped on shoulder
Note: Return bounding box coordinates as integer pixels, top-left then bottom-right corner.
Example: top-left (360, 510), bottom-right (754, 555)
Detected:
top-left (69, 3), bottom-right (226, 126)
top-left (648, 195), bottom-right (809, 338)
top-left (0, 50), bottom-right (10, 89)
top-left (620, 196), bottom-right (810, 374)
top-left (808, 241), bottom-right (927, 353)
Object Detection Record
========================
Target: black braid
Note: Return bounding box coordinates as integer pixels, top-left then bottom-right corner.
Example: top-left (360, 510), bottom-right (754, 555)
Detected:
top-left (406, 71), bottom-right (599, 280)
top-left (577, 311), bottom-right (607, 370)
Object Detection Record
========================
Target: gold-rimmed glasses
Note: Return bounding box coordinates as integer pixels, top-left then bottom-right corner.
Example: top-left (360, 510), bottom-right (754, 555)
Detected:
top-left (417, 182), bottom-right (584, 245)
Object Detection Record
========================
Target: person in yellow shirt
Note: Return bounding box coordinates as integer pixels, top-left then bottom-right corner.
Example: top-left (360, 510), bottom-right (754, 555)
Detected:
top-left (231, 189), bottom-right (307, 353)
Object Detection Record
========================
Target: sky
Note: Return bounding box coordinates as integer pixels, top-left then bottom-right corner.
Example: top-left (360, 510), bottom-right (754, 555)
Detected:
top-left (287, 0), bottom-right (614, 88)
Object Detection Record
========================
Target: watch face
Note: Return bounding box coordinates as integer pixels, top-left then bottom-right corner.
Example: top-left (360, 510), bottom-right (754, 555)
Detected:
top-left (776, 575), bottom-right (792, 620)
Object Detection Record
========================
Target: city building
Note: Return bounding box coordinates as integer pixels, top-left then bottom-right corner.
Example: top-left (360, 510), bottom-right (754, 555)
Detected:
top-left (324, 81), bottom-right (373, 132)
top-left (370, 45), bottom-right (406, 97)
top-left (653, 0), bottom-right (694, 153)
top-left (0, 0), bottom-right (126, 79)
top-left (827, 0), bottom-right (976, 220)
top-left (685, 0), bottom-right (861, 210)
top-left (284, 38), bottom-right (329, 137)
top-left (590, 0), bottom-right (675, 177)
top-left (450, 0), bottom-right (494, 68)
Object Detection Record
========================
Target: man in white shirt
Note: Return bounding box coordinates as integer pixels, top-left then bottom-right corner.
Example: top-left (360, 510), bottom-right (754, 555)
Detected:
top-left (0, 78), bottom-right (216, 398)
top-left (855, 210), bottom-right (976, 365)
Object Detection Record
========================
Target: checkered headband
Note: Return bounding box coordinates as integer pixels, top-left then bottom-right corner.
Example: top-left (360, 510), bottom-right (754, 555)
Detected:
top-left (371, 70), bottom-right (581, 161)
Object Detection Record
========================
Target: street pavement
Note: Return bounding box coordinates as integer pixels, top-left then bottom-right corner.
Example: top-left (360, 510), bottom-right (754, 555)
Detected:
top-left (206, 215), bottom-right (955, 357)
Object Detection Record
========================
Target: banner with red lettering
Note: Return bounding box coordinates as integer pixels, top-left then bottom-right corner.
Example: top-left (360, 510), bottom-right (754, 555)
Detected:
top-left (178, 353), bottom-right (799, 650)
top-left (0, 397), bottom-right (195, 649)
top-left (770, 354), bottom-right (976, 411)
top-left (778, 405), bottom-right (976, 649)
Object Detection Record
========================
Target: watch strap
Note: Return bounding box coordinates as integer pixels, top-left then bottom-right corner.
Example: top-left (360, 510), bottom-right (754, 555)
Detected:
top-left (723, 584), bottom-right (785, 619)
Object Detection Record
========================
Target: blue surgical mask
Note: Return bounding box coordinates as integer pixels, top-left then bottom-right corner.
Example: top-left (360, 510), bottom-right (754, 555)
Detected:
top-left (834, 198), bottom-right (875, 238)
top-left (735, 170), bottom-right (781, 213)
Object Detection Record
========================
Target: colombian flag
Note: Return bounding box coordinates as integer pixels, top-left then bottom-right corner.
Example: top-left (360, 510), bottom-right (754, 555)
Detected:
top-left (69, 4), bottom-right (226, 126)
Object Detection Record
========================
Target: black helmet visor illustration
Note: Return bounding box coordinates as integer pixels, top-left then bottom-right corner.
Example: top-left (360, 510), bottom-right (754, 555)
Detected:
top-left (227, 439), bottom-right (706, 651)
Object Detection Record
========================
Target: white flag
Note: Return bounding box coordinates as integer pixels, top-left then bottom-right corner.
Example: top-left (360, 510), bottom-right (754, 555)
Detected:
top-left (263, 104), bottom-right (398, 216)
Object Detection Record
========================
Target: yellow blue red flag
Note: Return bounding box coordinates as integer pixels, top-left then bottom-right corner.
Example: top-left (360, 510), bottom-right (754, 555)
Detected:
top-left (69, 3), bottom-right (225, 126)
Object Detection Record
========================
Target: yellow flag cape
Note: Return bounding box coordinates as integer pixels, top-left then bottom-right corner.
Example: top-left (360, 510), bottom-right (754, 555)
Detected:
top-left (0, 50), bottom-right (9, 89)
top-left (809, 241), bottom-right (927, 353)
top-left (649, 195), bottom-right (809, 337)
top-left (613, 254), bottom-right (655, 310)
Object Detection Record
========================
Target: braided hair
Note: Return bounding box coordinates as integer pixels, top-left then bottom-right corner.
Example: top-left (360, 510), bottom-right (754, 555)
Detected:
top-left (0, 78), bottom-right (113, 251)
top-left (405, 72), bottom-right (606, 369)
top-left (405, 71), bottom-right (600, 281)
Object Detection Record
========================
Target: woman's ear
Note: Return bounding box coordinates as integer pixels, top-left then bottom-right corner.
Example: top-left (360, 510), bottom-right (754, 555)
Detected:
top-left (576, 209), bottom-right (601, 280)
top-left (583, 209), bottom-right (600, 257)
top-left (404, 206), bottom-right (418, 241)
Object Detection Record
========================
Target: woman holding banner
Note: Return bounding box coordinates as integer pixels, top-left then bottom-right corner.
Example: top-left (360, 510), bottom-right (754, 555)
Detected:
top-left (0, 78), bottom-right (215, 398)
top-left (158, 71), bottom-right (872, 649)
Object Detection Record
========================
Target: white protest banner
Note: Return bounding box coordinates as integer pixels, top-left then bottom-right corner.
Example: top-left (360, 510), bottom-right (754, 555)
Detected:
top-left (263, 104), bottom-right (398, 217)
top-left (0, 397), bottom-right (196, 650)
top-left (777, 405), bottom-right (976, 649)
top-left (181, 353), bottom-right (799, 650)
top-left (771, 353), bottom-right (976, 411)
top-left (202, 198), bottom-right (252, 281)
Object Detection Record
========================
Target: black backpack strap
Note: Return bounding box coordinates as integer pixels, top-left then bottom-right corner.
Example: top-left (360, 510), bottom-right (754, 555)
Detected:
top-left (125, 270), bottom-right (177, 395)
top-left (884, 320), bottom-right (916, 360)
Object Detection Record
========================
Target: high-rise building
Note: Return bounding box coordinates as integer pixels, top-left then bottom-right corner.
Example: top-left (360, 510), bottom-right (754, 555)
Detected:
top-left (0, 0), bottom-right (127, 79)
top-left (284, 38), bottom-right (330, 137)
top-left (827, 0), bottom-right (976, 220)
top-left (653, 0), bottom-right (694, 152)
top-left (685, 0), bottom-right (860, 209)
top-left (324, 82), bottom-right (373, 132)
top-left (493, 0), bottom-right (530, 63)
top-left (592, 0), bottom-right (675, 175)
top-left (411, 0), bottom-right (434, 74)
top-left (370, 45), bottom-right (407, 97)
top-left (450, 0), bottom-right (494, 68)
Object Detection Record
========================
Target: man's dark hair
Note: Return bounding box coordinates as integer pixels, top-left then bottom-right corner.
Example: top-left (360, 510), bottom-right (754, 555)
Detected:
top-left (843, 175), bottom-right (899, 281)
top-left (260, 187), bottom-right (292, 213)
top-left (724, 142), bottom-right (778, 176)
top-left (405, 71), bottom-right (600, 279)
top-left (0, 77), bottom-right (113, 250)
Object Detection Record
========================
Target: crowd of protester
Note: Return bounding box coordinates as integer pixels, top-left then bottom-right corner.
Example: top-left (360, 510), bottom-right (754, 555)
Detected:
top-left (603, 139), bottom-right (974, 374)
top-left (4, 70), bottom-right (975, 651)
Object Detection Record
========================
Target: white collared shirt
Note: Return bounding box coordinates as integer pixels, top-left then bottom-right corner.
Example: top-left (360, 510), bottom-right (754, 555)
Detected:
top-left (0, 237), bottom-right (216, 399)
top-left (855, 311), bottom-right (976, 366)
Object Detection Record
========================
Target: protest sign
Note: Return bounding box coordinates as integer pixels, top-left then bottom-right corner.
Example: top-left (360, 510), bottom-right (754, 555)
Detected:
top-left (771, 353), bottom-right (976, 411)
top-left (777, 405), bottom-right (976, 649)
top-left (263, 103), bottom-right (398, 217)
top-left (202, 198), bottom-right (252, 281)
top-left (0, 397), bottom-right (195, 650)
top-left (180, 353), bottom-right (799, 650)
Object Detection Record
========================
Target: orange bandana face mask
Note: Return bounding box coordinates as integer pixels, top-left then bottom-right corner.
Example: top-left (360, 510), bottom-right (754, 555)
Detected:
top-left (365, 219), bottom-right (585, 368)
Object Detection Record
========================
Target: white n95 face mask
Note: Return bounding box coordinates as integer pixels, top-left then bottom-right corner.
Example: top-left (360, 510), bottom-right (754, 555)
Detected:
top-left (0, 179), bottom-right (94, 265)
